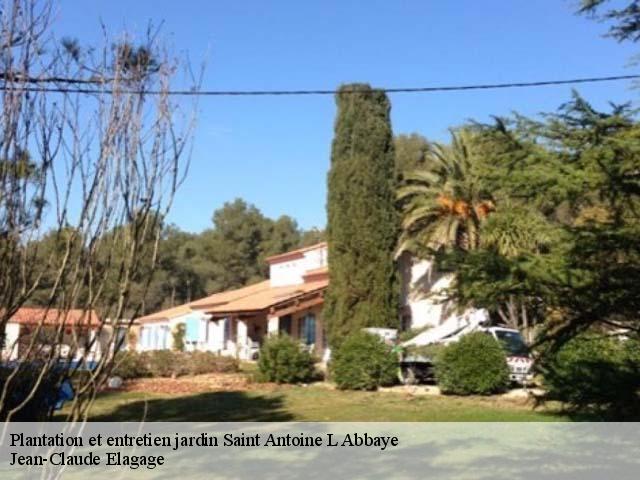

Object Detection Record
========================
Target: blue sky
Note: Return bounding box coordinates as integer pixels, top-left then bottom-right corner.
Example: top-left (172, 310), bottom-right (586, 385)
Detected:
top-left (56, 0), bottom-right (638, 232)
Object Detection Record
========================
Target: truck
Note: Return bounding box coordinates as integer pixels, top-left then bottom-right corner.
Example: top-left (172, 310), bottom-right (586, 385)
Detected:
top-left (366, 309), bottom-right (534, 386)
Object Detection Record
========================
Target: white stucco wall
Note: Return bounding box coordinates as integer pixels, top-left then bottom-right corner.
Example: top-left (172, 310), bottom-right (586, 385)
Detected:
top-left (2, 322), bottom-right (20, 360)
top-left (269, 245), bottom-right (328, 287)
top-left (400, 254), bottom-right (458, 329)
top-left (267, 315), bottom-right (279, 335)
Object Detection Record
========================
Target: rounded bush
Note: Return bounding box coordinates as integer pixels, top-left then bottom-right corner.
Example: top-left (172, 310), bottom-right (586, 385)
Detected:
top-left (145, 350), bottom-right (187, 377)
top-left (112, 351), bottom-right (150, 379)
top-left (258, 334), bottom-right (316, 384)
top-left (330, 331), bottom-right (398, 390)
top-left (540, 334), bottom-right (640, 419)
top-left (436, 332), bottom-right (510, 395)
top-left (186, 351), bottom-right (239, 376)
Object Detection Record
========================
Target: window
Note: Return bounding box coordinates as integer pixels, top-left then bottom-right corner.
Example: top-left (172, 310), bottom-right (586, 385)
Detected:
top-left (300, 313), bottom-right (316, 345)
top-left (161, 326), bottom-right (170, 349)
top-left (223, 318), bottom-right (231, 345)
top-left (139, 327), bottom-right (148, 349)
top-left (155, 327), bottom-right (160, 349)
top-left (494, 330), bottom-right (529, 356)
top-left (202, 319), bottom-right (209, 343)
top-left (114, 327), bottom-right (127, 352)
top-left (279, 315), bottom-right (292, 335)
top-left (319, 248), bottom-right (327, 267)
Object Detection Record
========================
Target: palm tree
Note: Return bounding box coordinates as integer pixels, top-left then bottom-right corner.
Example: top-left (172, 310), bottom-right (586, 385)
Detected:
top-left (481, 203), bottom-right (556, 258)
top-left (397, 128), bottom-right (494, 254)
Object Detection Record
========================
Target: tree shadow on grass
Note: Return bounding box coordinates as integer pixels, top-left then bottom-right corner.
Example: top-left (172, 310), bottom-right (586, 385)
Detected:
top-left (88, 390), bottom-right (295, 422)
top-left (548, 405), bottom-right (640, 422)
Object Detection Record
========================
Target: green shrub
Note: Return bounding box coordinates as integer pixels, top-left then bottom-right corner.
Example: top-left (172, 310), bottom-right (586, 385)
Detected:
top-left (186, 351), bottom-right (239, 376)
top-left (112, 351), bottom-right (150, 379)
top-left (257, 334), bottom-right (316, 384)
top-left (112, 350), bottom-right (240, 379)
top-left (436, 332), bottom-right (510, 395)
top-left (172, 324), bottom-right (186, 352)
top-left (330, 331), bottom-right (398, 390)
top-left (146, 350), bottom-right (187, 377)
top-left (540, 334), bottom-right (640, 419)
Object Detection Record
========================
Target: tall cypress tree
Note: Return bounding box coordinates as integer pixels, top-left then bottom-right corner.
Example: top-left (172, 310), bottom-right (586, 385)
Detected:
top-left (325, 83), bottom-right (399, 344)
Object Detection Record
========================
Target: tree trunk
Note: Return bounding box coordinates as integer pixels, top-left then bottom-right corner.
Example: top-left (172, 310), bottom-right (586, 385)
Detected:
top-left (521, 303), bottom-right (531, 343)
top-left (507, 295), bottom-right (519, 330)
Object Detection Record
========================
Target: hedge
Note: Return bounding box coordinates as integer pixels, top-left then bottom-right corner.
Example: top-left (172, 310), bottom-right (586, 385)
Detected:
top-left (112, 350), bottom-right (239, 379)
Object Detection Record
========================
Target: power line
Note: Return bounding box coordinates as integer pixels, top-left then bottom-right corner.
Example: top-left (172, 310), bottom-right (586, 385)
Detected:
top-left (0, 74), bottom-right (638, 96)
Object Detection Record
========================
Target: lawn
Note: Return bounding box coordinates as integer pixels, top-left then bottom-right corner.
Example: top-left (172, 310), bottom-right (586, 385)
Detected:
top-left (61, 380), bottom-right (566, 422)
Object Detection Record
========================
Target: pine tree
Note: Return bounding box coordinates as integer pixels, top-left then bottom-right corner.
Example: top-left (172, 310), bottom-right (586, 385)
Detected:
top-left (325, 83), bottom-right (400, 344)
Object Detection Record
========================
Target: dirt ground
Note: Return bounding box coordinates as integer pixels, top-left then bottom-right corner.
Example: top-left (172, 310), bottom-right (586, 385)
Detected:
top-left (117, 373), bottom-right (279, 395)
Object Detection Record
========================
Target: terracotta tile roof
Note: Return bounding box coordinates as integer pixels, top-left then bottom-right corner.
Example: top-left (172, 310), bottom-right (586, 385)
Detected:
top-left (136, 304), bottom-right (194, 324)
top-left (189, 280), bottom-right (272, 309)
top-left (7, 307), bottom-right (99, 326)
top-left (302, 266), bottom-right (329, 282)
top-left (265, 242), bottom-right (327, 264)
top-left (135, 280), bottom-right (274, 324)
top-left (192, 278), bottom-right (328, 315)
top-left (304, 266), bottom-right (328, 275)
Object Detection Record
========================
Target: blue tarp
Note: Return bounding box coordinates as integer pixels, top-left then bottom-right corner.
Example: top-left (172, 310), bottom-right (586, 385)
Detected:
top-left (54, 379), bottom-right (75, 410)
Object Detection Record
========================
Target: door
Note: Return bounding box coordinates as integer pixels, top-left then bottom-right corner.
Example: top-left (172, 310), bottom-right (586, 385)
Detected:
top-left (300, 313), bottom-right (316, 345)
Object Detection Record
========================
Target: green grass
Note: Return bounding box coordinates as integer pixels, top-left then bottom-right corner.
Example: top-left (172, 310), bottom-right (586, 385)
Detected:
top-left (62, 384), bottom-right (566, 422)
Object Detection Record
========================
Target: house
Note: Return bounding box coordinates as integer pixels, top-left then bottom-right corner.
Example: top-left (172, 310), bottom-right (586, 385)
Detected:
top-left (137, 243), bottom-right (328, 359)
top-left (1, 307), bottom-right (111, 363)
top-left (135, 241), bottom-right (465, 360)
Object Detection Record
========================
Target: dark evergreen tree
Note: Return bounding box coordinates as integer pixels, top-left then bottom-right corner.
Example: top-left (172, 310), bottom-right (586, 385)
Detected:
top-left (204, 198), bottom-right (269, 291)
top-left (579, 1), bottom-right (640, 43)
top-left (325, 83), bottom-right (400, 344)
top-left (394, 133), bottom-right (431, 177)
top-left (300, 227), bottom-right (326, 246)
top-left (259, 215), bottom-right (302, 273)
top-left (189, 199), bottom-right (306, 294)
